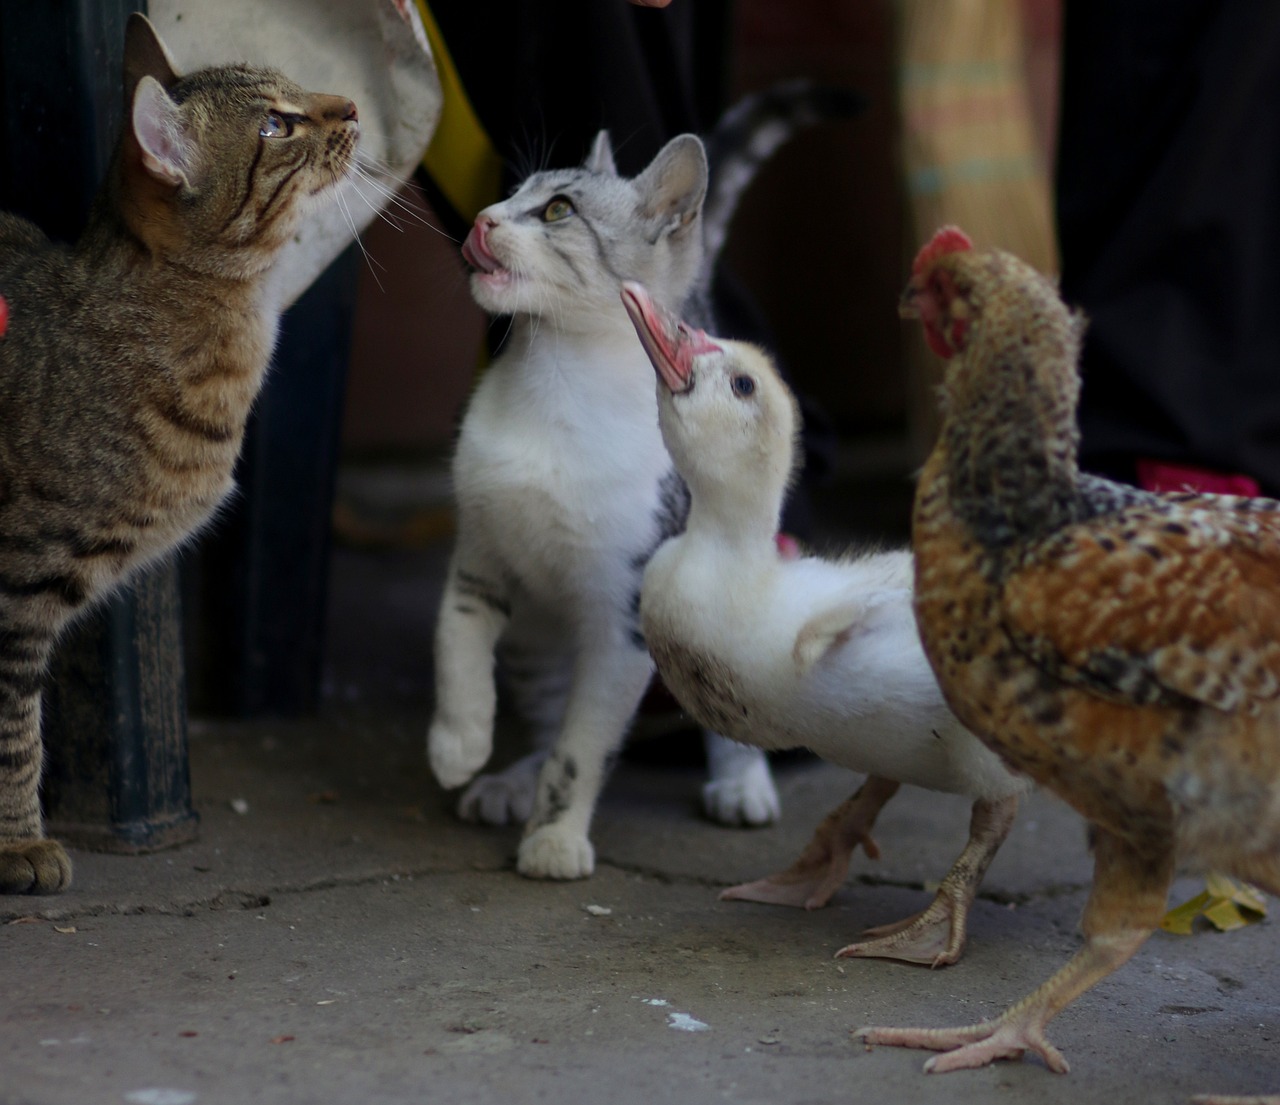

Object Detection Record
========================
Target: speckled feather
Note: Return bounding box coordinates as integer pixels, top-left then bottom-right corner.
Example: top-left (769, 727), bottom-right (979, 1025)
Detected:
top-left (910, 242), bottom-right (1280, 876)
top-left (854, 230), bottom-right (1280, 1080)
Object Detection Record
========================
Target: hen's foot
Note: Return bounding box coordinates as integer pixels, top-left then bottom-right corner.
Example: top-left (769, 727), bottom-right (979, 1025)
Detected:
top-left (720, 776), bottom-right (900, 910)
top-left (855, 1013), bottom-right (1069, 1074)
top-left (0, 839), bottom-right (72, 894)
top-left (856, 847), bottom-right (1166, 1077)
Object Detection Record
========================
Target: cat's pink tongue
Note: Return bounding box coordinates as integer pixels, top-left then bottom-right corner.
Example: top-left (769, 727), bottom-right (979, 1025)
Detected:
top-left (461, 218), bottom-right (502, 274)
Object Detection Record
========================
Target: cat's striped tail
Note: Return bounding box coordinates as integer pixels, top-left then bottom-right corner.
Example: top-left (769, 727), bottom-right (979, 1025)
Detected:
top-left (701, 79), bottom-right (866, 271)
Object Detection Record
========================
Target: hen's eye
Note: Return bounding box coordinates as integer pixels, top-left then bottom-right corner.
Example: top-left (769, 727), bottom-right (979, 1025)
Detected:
top-left (730, 375), bottom-right (756, 399)
top-left (543, 197), bottom-right (575, 222)
top-left (260, 111), bottom-right (292, 139)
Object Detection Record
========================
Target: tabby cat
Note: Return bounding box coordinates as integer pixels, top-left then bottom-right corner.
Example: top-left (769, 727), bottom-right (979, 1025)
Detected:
top-left (429, 84), bottom-right (859, 880)
top-left (0, 14), bottom-right (358, 893)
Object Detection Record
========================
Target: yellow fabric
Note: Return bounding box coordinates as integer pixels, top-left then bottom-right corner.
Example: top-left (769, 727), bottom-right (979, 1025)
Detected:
top-left (415, 0), bottom-right (502, 222)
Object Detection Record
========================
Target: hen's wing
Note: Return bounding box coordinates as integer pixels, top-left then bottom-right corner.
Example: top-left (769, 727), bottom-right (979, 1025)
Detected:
top-left (1001, 493), bottom-right (1280, 713)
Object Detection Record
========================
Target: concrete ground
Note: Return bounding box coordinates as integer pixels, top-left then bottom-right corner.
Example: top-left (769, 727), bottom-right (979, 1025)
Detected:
top-left (3, 481), bottom-right (1279, 1105)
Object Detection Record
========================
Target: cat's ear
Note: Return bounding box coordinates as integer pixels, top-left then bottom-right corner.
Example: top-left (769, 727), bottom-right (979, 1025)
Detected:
top-left (123, 13), bottom-right (182, 109)
top-left (132, 77), bottom-right (192, 189)
top-left (584, 130), bottom-right (618, 176)
top-left (635, 135), bottom-right (708, 237)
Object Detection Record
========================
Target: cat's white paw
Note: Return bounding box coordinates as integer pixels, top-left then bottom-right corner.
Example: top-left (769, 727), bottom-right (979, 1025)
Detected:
top-left (517, 825), bottom-right (595, 880)
top-left (427, 717), bottom-right (493, 790)
top-left (456, 753), bottom-right (543, 825)
top-left (702, 756), bottom-right (781, 827)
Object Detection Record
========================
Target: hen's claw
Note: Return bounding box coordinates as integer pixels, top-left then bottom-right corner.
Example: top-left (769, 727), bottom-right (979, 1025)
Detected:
top-left (855, 1016), bottom-right (1069, 1074)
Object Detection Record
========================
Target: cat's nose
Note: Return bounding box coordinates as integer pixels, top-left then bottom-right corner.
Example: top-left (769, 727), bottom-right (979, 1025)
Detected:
top-left (472, 214), bottom-right (498, 251)
top-left (317, 96), bottom-right (359, 123)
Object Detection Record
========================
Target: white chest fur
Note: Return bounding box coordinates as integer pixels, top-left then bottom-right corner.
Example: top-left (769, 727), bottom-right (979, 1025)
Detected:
top-left (454, 329), bottom-right (671, 604)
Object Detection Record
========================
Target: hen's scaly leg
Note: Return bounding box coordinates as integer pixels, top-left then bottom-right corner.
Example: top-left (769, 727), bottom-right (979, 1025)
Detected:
top-left (719, 777), bottom-right (900, 910)
top-left (837, 792), bottom-right (1018, 967)
top-left (855, 828), bottom-right (1172, 1072)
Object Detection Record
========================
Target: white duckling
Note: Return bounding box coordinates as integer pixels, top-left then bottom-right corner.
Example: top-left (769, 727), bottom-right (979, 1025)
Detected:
top-left (622, 282), bottom-right (1031, 966)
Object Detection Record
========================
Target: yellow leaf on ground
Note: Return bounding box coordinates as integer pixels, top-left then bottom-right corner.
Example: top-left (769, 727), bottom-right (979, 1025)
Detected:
top-left (1161, 875), bottom-right (1266, 935)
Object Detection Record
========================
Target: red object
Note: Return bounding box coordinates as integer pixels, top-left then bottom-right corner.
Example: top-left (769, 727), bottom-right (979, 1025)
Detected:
top-left (0, 294), bottom-right (8, 337)
top-left (1136, 458), bottom-right (1260, 498)
top-left (912, 225), bottom-right (973, 276)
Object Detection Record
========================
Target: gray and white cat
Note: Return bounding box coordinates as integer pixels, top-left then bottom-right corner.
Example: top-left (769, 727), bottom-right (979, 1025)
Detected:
top-left (429, 87), bottom-right (857, 879)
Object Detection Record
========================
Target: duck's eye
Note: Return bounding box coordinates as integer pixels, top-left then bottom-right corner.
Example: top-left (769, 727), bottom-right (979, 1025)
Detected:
top-left (730, 374), bottom-right (756, 399)
top-left (543, 196), bottom-right (575, 223)
top-left (260, 111), bottom-right (293, 139)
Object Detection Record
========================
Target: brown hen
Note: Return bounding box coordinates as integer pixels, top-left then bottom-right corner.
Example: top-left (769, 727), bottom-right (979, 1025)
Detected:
top-left (856, 226), bottom-right (1280, 1099)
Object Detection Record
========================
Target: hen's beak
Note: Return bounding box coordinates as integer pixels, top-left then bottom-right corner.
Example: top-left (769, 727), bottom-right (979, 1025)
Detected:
top-left (621, 281), bottom-right (719, 395)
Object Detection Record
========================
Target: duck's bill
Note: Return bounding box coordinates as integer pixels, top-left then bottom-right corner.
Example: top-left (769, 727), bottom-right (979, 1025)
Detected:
top-left (621, 281), bottom-right (719, 395)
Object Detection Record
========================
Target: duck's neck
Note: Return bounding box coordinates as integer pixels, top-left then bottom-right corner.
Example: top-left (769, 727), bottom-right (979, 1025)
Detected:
top-left (683, 479), bottom-right (784, 561)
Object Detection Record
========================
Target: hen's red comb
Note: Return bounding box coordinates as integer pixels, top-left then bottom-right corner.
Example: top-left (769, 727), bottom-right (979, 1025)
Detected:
top-left (911, 226), bottom-right (973, 276)
top-left (0, 295), bottom-right (8, 338)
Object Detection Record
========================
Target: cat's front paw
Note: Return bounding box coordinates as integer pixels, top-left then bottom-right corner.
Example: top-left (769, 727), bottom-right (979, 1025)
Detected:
top-left (0, 839), bottom-right (72, 894)
top-left (428, 716), bottom-right (494, 790)
top-left (702, 758), bottom-right (781, 827)
top-left (517, 825), bottom-right (595, 880)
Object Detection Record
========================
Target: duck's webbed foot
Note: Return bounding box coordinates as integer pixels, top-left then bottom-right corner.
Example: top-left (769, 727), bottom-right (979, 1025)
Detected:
top-left (837, 793), bottom-right (1017, 966)
top-left (720, 777), bottom-right (900, 910)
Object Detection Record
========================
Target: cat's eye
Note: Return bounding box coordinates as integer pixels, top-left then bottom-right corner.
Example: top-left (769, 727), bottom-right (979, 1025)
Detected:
top-left (260, 112), bottom-right (293, 139)
top-left (542, 196), bottom-right (575, 223)
top-left (730, 375), bottom-right (756, 399)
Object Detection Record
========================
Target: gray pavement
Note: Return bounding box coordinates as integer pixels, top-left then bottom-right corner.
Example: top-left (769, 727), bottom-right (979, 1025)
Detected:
top-left (3, 538), bottom-right (1278, 1105)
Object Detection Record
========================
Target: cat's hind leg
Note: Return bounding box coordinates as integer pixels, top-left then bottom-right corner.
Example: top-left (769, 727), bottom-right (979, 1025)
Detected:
top-left (456, 639), bottom-right (568, 826)
top-left (0, 624), bottom-right (71, 893)
top-left (517, 641), bottom-right (655, 880)
top-left (457, 749), bottom-right (546, 825)
top-left (701, 732), bottom-right (780, 827)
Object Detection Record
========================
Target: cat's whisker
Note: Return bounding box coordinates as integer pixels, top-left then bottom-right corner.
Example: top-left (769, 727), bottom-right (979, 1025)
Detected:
top-left (491, 310), bottom-right (517, 352)
top-left (337, 189), bottom-right (385, 292)
top-left (346, 177), bottom-right (414, 235)
top-left (350, 161), bottom-right (419, 209)
top-left (350, 164), bottom-right (460, 243)
top-left (349, 165), bottom-right (420, 213)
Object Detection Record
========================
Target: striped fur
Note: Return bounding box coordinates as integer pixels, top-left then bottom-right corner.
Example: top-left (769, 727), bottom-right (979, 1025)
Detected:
top-left (0, 14), bottom-right (357, 893)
